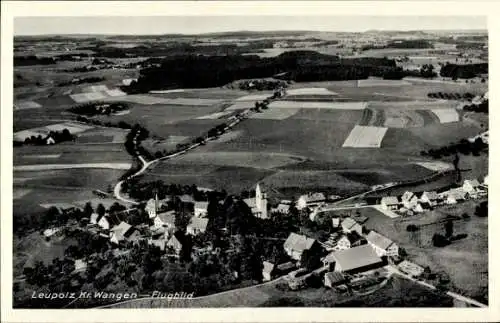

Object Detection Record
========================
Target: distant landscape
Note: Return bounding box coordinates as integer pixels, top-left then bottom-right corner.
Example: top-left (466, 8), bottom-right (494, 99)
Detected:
top-left (13, 26), bottom-right (488, 309)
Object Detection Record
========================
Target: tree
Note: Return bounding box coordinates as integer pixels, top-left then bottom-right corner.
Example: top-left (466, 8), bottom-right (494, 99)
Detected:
top-left (83, 202), bottom-right (94, 217)
top-left (406, 224), bottom-right (419, 232)
top-left (444, 220), bottom-right (454, 238)
top-left (432, 233), bottom-right (450, 247)
top-left (475, 201), bottom-right (488, 217)
top-left (96, 203), bottom-right (106, 217)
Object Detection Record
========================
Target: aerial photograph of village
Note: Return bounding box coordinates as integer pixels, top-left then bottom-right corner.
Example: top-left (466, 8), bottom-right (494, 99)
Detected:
top-left (11, 15), bottom-right (488, 309)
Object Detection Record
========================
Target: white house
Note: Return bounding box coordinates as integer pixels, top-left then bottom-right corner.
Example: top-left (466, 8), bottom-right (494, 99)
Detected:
top-left (283, 233), bottom-right (317, 261)
top-left (420, 191), bottom-right (440, 206)
top-left (401, 191), bottom-right (418, 209)
top-left (43, 228), bottom-right (60, 238)
top-left (154, 210), bottom-right (176, 229)
top-left (90, 213), bottom-right (100, 225)
top-left (194, 201), bottom-right (209, 217)
top-left (463, 179), bottom-right (481, 194)
top-left (46, 136), bottom-right (56, 145)
top-left (109, 221), bottom-right (133, 244)
top-left (484, 175), bottom-right (489, 186)
top-left (445, 188), bottom-right (467, 205)
top-left (98, 216), bottom-right (111, 230)
top-left (296, 192), bottom-right (326, 210)
top-left (380, 196), bottom-right (399, 210)
top-left (186, 217), bottom-right (209, 236)
top-left (366, 231), bottom-right (399, 257)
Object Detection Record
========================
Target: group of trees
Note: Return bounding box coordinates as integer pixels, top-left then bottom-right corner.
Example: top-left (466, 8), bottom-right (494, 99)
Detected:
top-left (21, 128), bottom-right (74, 146)
top-left (463, 100), bottom-right (489, 113)
top-left (14, 55), bottom-right (56, 66)
top-left (124, 51), bottom-right (422, 93)
top-left (69, 102), bottom-right (129, 117)
top-left (236, 79), bottom-right (287, 91)
top-left (75, 115), bottom-right (132, 129)
top-left (440, 63), bottom-right (488, 79)
top-left (420, 137), bottom-right (488, 159)
top-left (427, 92), bottom-right (476, 100)
top-left (419, 64), bottom-right (437, 78)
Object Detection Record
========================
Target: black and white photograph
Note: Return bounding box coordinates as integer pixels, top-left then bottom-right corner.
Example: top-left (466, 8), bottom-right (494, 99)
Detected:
top-left (1, 1), bottom-right (498, 321)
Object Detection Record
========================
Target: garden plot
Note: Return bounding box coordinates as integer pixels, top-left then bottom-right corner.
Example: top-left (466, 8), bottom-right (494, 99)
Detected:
top-left (357, 79), bottom-right (411, 87)
top-left (196, 111), bottom-right (233, 120)
top-left (248, 108), bottom-right (300, 120)
top-left (235, 93), bottom-right (273, 101)
top-left (14, 100), bottom-right (42, 110)
top-left (268, 101), bottom-right (367, 110)
top-left (342, 125), bottom-right (388, 148)
top-left (286, 87), bottom-right (338, 96)
top-left (431, 108), bottom-right (460, 123)
top-left (415, 161), bottom-right (454, 172)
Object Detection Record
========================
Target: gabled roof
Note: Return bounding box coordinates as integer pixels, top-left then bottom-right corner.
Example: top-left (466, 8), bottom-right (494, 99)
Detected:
top-left (179, 194), bottom-right (195, 203)
top-left (157, 211), bottom-right (176, 225)
top-left (110, 221), bottom-right (133, 241)
top-left (167, 235), bottom-right (183, 250)
top-left (344, 231), bottom-right (365, 245)
top-left (448, 188), bottom-right (467, 200)
top-left (464, 179), bottom-right (480, 187)
top-left (332, 245), bottom-right (382, 272)
top-left (341, 218), bottom-right (359, 230)
top-left (366, 231), bottom-right (394, 250)
top-left (284, 233), bottom-right (316, 252)
top-left (401, 191), bottom-right (415, 202)
top-left (422, 191), bottom-right (439, 200)
top-left (276, 262), bottom-right (295, 271)
top-left (381, 196), bottom-right (399, 205)
top-left (299, 192), bottom-right (326, 203)
top-left (325, 271), bottom-right (346, 284)
top-left (188, 217), bottom-right (209, 231)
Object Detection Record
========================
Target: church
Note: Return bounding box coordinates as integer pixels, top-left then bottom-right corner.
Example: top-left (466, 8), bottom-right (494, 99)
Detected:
top-left (243, 183), bottom-right (268, 219)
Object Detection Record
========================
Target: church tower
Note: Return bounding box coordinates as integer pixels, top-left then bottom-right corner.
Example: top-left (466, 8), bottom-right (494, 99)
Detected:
top-left (255, 183), bottom-right (268, 219)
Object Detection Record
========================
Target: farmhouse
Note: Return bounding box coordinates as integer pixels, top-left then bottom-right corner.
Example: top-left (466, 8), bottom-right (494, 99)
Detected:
top-left (444, 188), bottom-right (467, 205)
top-left (462, 179), bottom-right (481, 194)
top-left (90, 213), bottom-right (100, 225)
top-left (380, 196), bottom-right (399, 210)
top-left (283, 233), bottom-right (317, 261)
top-left (109, 221), bottom-right (135, 244)
top-left (331, 245), bottom-right (383, 274)
top-left (420, 191), bottom-right (440, 206)
top-left (336, 232), bottom-right (367, 250)
top-left (166, 234), bottom-right (183, 256)
top-left (98, 215), bottom-right (120, 230)
top-left (271, 203), bottom-right (290, 214)
top-left (398, 260), bottom-right (424, 278)
top-left (243, 183), bottom-right (268, 219)
top-left (43, 228), bottom-right (60, 238)
top-left (341, 218), bottom-right (363, 236)
top-left (148, 238), bottom-right (166, 251)
top-left (154, 210), bottom-right (176, 229)
top-left (324, 271), bottom-right (347, 288)
top-left (366, 231), bottom-right (399, 257)
top-left (332, 218), bottom-right (341, 229)
top-left (194, 201), bottom-right (209, 217)
top-left (296, 192), bottom-right (326, 210)
top-left (186, 217), bottom-right (209, 236)
top-left (179, 195), bottom-right (195, 204)
top-left (401, 191), bottom-right (419, 209)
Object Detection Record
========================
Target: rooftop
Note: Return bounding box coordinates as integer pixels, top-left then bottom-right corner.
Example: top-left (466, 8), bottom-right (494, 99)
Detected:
top-left (332, 245), bottom-right (382, 272)
top-left (366, 231), bottom-right (394, 250)
top-left (284, 232), bottom-right (316, 252)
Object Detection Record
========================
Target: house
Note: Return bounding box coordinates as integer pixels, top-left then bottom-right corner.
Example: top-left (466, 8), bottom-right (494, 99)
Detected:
top-left (283, 233), bottom-right (317, 261)
top-left (412, 203), bottom-right (424, 214)
top-left (166, 234), bottom-right (183, 255)
top-left (186, 217), bottom-right (209, 236)
top-left (145, 195), bottom-right (162, 219)
top-left (262, 261), bottom-right (276, 281)
top-left (296, 192), bottom-right (326, 210)
top-left (336, 232), bottom-right (366, 250)
top-left (179, 194), bottom-right (195, 204)
top-left (380, 196), bottom-right (399, 210)
top-left (46, 136), bottom-right (56, 145)
top-left (322, 252), bottom-right (337, 269)
top-left (74, 259), bottom-right (87, 272)
top-left (124, 229), bottom-right (142, 244)
top-left (401, 191), bottom-right (419, 209)
top-left (43, 228), bottom-right (60, 238)
top-left (324, 271), bottom-right (347, 288)
top-left (341, 218), bottom-right (363, 236)
top-left (271, 203), bottom-right (290, 214)
top-left (243, 183), bottom-right (268, 219)
top-left (463, 179), bottom-right (481, 194)
top-left (331, 245), bottom-right (383, 273)
top-left (332, 218), bottom-right (341, 229)
top-left (275, 262), bottom-right (296, 275)
top-left (194, 201), bottom-right (209, 217)
top-left (97, 214), bottom-right (120, 230)
top-left (445, 188), bottom-right (467, 205)
top-left (420, 191), bottom-right (440, 206)
top-left (366, 231), bottom-right (399, 257)
top-left (398, 260), bottom-right (424, 278)
top-left (154, 210), bottom-right (176, 229)
top-left (109, 221), bottom-right (134, 244)
top-left (148, 238), bottom-right (166, 251)
top-left (483, 175), bottom-right (489, 186)
top-left (90, 213), bottom-right (100, 225)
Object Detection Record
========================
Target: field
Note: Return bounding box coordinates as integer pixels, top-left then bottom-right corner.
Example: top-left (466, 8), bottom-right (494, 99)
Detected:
top-left (268, 100), bottom-right (367, 110)
top-left (431, 108), bottom-right (460, 123)
top-left (359, 201), bottom-right (488, 302)
top-left (342, 125), bottom-right (388, 148)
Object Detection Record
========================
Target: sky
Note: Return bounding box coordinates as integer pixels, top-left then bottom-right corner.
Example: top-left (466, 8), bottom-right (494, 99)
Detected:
top-left (14, 16), bottom-right (487, 36)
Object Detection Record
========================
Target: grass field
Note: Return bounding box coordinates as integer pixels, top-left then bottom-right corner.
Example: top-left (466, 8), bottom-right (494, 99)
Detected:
top-left (342, 125), bottom-right (388, 148)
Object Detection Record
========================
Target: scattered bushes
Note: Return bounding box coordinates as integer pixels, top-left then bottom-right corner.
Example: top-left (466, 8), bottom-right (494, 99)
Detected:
top-left (69, 102), bottom-right (129, 116)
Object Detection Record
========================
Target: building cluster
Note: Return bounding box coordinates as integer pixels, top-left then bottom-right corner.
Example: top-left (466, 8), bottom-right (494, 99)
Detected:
top-left (381, 177), bottom-right (488, 216)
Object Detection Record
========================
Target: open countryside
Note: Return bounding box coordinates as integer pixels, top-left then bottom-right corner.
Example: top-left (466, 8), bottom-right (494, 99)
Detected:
top-left (12, 18), bottom-right (488, 310)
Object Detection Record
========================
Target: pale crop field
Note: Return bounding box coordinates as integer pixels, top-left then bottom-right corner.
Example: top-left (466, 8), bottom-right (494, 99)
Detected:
top-left (14, 162), bottom-right (132, 171)
top-left (82, 85), bottom-right (109, 93)
top-left (342, 125), bottom-right (388, 148)
top-left (13, 188), bottom-right (32, 200)
top-left (268, 101), bottom-right (367, 110)
top-left (235, 94), bottom-right (273, 101)
top-left (105, 89), bottom-right (127, 97)
top-left (149, 89), bottom-right (185, 94)
top-left (286, 87), bottom-right (338, 96)
top-left (165, 98), bottom-right (223, 106)
top-left (357, 79), bottom-right (411, 87)
top-left (70, 91), bottom-right (108, 103)
top-left (45, 122), bottom-right (93, 134)
top-left (196, 111), bottom-right (233, 120)
top-left (226, 102), bottom-right (255, 110)
top-left (103, 94), bottom-right (173, 105)
top-left (14, 100), bottom-right (42, 110)
top-left (14, 129), bottom-right (47, 141)
top-left (431, 108), bottom-right (460, 123)
top-left (248, 108), bottom-right (300, 120)
top-left (415, 161), bottom-right (454, 172)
